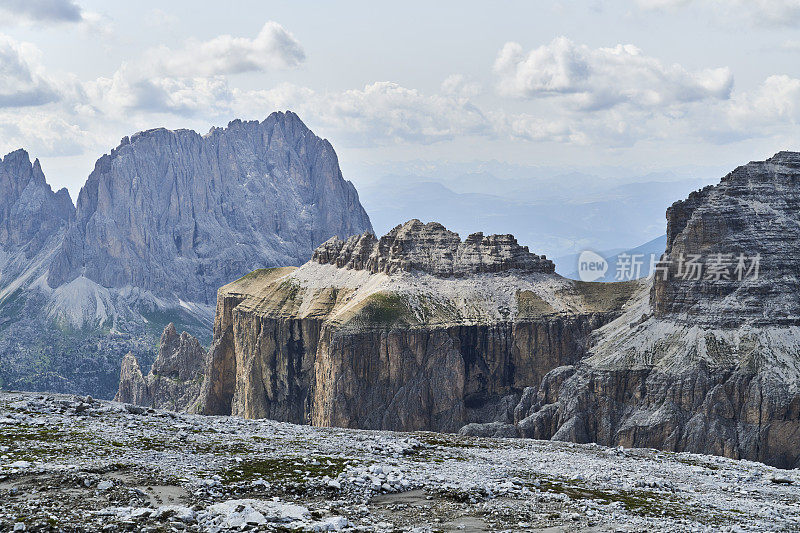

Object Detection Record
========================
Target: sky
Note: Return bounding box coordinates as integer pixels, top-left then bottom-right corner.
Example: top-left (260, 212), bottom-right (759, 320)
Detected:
top-left (0, 0), bottom-right (799, 199)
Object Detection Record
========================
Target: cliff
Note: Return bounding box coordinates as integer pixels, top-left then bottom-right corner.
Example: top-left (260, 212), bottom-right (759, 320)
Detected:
top-left (189, 220), bottom-right (639, 432)
top-left (487, 152), bottom-right (800, 468)
top-left (115, 153), bottom-right (800, 469)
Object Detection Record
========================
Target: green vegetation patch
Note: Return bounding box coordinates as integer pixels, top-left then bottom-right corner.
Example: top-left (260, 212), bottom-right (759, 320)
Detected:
top-left (120, 435), bottom-right (254, 455)
top-left (353, 292), bottom-right (416, 328)
top-left (0, 425), bottom-right (97, 462)
top-left (571, 279), bottom-right (641, 313)
top-left (528, 475), bottom-right (737, 524)
top-left (220, 455), bottom-right (349, 484)
top-left (236, 268), bottom-right (283, 284)
top-left (517, 290), bottom-right (557, 318)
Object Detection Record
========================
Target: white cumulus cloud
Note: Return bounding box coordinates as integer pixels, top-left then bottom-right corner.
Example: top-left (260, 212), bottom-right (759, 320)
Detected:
top-left (236, 81), bottom-right (492, 146)
top-left (0, 35), bottom-right (60, 108)
top-left (145, 21), bottom-right (306, 77)
top-left (83, 66), bottom-right (234, 118)
top-left (493, 37), bottom-right (733, 111)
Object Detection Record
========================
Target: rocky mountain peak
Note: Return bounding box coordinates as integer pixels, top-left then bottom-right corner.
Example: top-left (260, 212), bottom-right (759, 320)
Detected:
top-left (0, 149), bottom-right (74, 251)
top-left (115, 323), bottom-right (207, 409)
top-left (151, 322), bottom-right (207, 381)
top-left (46, 111), bottom-right (373, 304)
top-left (312, 219), bottom-right (555, 277)
top-left (653, 151), bottom-right (800, 326)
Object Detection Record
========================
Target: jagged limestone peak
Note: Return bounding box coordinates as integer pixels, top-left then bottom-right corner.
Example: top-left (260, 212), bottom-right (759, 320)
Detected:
top-left (312, 219), bottom-right (554, 277)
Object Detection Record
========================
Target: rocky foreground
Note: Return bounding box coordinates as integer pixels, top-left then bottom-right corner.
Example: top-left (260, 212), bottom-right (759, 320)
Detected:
top-left (2, 391), bottom-right (799, 532)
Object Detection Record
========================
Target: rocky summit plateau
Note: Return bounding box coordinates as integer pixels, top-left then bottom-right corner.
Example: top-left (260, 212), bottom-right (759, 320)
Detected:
top-left (0, 111), bottom-right (373, 399)
top-left (120, 219), bottom-right (640, 431)
top-left (119, 152), bottom-right (800, 473)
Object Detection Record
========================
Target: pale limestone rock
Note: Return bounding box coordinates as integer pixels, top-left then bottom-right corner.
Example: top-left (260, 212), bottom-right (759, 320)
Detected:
top-left (312, 219), bottom-right (554, 277)
top-left (115, 323), bottom-right (206, 410)
top-left (190, 224), bottom-right (632, 432)
top-left (506, 152), bottom-right (800, 469)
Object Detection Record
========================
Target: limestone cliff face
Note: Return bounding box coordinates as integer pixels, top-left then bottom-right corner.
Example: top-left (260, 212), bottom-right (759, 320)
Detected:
top-left (0, 149), bottom-right (74, 285)
top-left (496, 152), bottom-right (800, 469)
top-left (312, 219), bottom-right (554, 277)
top-left (651, 151), bottom-right (800, 326)
top-left (115, 323), bottom-right (207, 411)
top-left (191, 221), bottom-right (638, 433)
top-left (48, 111), bottom-right (373, 305)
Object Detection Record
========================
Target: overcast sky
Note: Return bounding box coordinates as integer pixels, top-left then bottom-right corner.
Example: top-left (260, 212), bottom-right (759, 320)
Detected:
top-left (1, 0), bottom-right (798, 196)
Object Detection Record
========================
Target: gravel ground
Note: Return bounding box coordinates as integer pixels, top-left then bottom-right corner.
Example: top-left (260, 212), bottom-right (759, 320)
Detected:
top-left (1, 391), bottom-right (798, 532)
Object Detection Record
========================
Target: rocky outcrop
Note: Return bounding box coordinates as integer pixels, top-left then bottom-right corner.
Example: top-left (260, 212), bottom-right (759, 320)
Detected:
top-left (312, 220), bottom-right (554, 276)
top-left (115, 323), bottom-right (207, 411)
top-left (0, 112), bottom-right (373, 398)
top-left (491, 152), bottom-right (800, 469)
top-left (651, 151), bottom-right (800, 326)
top-left (190, 223), bottom-right (639, 432)
top-left (0, 149), bottom-right (74, 293)
top-left (48, 111), bottom-right (373, 305)
top-left (0, 149), bottom-right (74, 257)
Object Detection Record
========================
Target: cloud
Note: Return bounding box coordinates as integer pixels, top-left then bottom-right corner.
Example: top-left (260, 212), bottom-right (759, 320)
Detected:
top-left (493, 37), bottom-right (732, 111)
top-left (440, 74), bottom-right (482, 98)
top-left (80, 22), bottom-right (305, 117)
top-left (0, 35), bottom-right (60, 108)
top-left (727, 75), bottom-right (800, 129)
top-left (235, 81), bottom-right (492, 146)
top-left (145, 21), bottom-right (305, 77)
top-left (0, 0), bottom-right (83, 24)
top-left (84, 66), bottom-right (234, 118)
top-left (748, 0), bottom-right (800, 26)
top-left (0, 109), bottom-right (94, 156)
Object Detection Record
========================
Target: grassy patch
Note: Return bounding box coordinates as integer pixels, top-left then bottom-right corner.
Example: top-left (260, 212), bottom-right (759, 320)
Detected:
top-left (236, 268), bottom-right (282, 283)
top-left (516, 291), bottom-right (557, 318)
top-left (0, 425), bottom-right (99, 462)
top-left (571, 280), bottom-right (640, 313)
top-left (220, 455), bottom-right (349, 484)
top-left (355, 292), bottom-right (415, 327)
top-left (528, 475), bottom-right (736, 524)
top-left (120, 435), bottom-right (254, 455)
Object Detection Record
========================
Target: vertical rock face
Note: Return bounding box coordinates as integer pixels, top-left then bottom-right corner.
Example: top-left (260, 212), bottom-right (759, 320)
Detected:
top-left (115, 323), bottom-right (207, 411)
top-left (48, 111), bottom-right (373, 305)
top-left (509, 152), bottom-right (800, 469)
top-left (187, 224), bottom-right (637, 433)
top-left (651, 151), bottom-right (800, 326)
top-left (0, 149), bottom-right (74, 267)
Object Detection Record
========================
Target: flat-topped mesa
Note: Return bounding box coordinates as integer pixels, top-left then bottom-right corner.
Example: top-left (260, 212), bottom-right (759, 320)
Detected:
top-left (312, 219), bottom-right (555, 277)
top-left (651, 150), bottom-right (800, 326)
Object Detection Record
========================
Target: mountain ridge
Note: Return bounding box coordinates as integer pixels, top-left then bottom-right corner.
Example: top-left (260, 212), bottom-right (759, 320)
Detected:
top-left (0, 111), bottom-right (374, 398)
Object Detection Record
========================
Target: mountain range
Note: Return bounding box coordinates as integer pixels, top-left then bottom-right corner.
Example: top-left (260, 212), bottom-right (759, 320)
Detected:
top-left (0, 111), bottom-right (373, 398)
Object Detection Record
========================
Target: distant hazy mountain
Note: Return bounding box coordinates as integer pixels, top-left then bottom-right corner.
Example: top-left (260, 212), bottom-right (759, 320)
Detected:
top-left (0, 112), bottom-right (373, 398)
top-left (557, 234), bottom-right (668, 282)
top-left (357, 171), bottom-right (711, 260)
